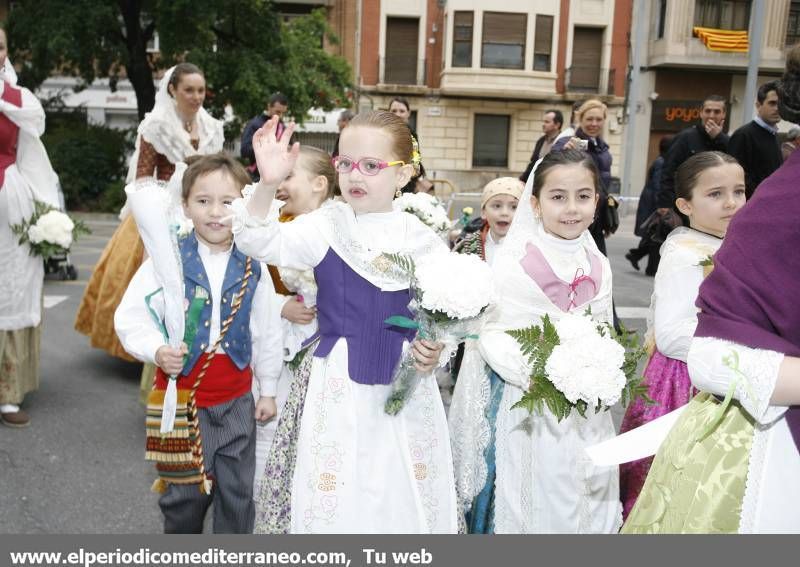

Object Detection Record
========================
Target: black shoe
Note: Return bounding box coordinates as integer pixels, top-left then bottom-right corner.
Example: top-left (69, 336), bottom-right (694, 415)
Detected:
top-left (625, 252), bottom-right (640, 271)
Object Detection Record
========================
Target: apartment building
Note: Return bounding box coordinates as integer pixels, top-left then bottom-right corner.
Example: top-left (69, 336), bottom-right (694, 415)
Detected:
top-left (626, 0), bottom-right (796, 194)
top-left (355, 0), bottom-right (632, 192)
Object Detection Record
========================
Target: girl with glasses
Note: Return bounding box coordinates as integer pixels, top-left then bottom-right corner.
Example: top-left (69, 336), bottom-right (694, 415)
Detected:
top-left (233, 111), bottom-right (458, 534)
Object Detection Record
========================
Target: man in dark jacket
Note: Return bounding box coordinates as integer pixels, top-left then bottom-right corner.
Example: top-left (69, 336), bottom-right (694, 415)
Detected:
top-left (657, 94), bottom-right (729, 211)
top-left (241, 92), bottom-right (289, 181)
top-left (727, 80), bottom-right (782, 199)
top-left (519, 109), bottom-right (563, 183)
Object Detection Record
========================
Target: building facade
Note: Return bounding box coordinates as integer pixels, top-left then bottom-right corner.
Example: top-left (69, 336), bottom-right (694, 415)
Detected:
top-left (355, 0), bottom-right (632, 193)
top-left (626, 0), bottom-right (796, 195)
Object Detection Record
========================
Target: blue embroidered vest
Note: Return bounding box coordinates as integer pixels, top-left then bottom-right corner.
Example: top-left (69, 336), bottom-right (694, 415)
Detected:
top-left (179, 233), bottom-right (261, 375)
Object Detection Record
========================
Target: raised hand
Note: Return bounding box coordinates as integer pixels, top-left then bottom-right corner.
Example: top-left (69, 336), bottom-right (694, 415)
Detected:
top-left (253, 114), bottom-right (300, 188)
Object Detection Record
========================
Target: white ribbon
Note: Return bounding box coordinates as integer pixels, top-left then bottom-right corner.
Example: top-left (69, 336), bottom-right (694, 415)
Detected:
top-left (585, 406), bottom-right (687, 466)
top-left (161, 380), bottom-right (178, 434)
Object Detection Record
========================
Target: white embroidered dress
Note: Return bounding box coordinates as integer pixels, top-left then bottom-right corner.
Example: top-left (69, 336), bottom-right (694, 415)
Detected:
top-left (233, 199), bottom-right (459, 534)
top-left (449, 171), bottom-right (621, 534)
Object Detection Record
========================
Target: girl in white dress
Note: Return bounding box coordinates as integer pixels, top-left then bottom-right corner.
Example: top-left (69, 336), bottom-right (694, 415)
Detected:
top-left (251, 146), bottom-right (335, 495)
top-left (233, 111), bottom-right (458, 534)
top-left (618, 151), bottom-right (746, 517)
top-left (450, 149), bottom-right (621, 533)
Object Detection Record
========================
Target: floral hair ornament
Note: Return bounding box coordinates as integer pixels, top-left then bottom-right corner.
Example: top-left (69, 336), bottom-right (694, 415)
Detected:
top-left (411, 135), bottom-right (422, 173)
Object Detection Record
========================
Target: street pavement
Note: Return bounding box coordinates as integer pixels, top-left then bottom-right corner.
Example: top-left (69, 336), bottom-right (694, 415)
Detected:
top-left (0, 212), bottom-right (655, 534)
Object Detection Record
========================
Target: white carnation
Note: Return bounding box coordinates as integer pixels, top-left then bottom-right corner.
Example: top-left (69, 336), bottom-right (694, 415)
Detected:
top-left (31, 210), bottom-right (74, 249)
top-left (414, 252), bottom-right (494, 320)
top-left (393, 193), bottom-right (452, 236)
top-left (278, 267), bottom-right (318, 306)
top-left (27, 225), bottom-right (45, 244)
top-left (545, 316), bottom-right (628, 409)
top-left (553, 312), bottom-right (598, 342)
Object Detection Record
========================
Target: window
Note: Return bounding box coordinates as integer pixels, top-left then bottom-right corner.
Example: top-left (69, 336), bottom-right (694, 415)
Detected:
top-left (481, 12), bottom-right (527, 70)
top-left (694, 0), bottom-right (751, 30)
top-left (452, 11), bottom-right (473, 67)
top-left (788, 1), bottom-right (800, 46)
top-left (385, 17), bottom-right (420, 85)
top-left (569, 27), bottom-right (604, 92)
top-left (657, 0), bottom-right (667, 39)
top-left (473, 114), bottom-right (510, 168)
top-left (533, 15), bottom-right (554, 71)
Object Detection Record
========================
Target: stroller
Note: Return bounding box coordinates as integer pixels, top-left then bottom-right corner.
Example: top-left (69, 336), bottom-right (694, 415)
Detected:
top-left (43, 180), bottom-right (78, 281)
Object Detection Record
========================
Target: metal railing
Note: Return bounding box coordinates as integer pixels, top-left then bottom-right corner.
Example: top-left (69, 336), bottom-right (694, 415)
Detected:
top-left (380, 57), bottom-right (427, 86)
top-left (565, 66), bottom-right (617, 95)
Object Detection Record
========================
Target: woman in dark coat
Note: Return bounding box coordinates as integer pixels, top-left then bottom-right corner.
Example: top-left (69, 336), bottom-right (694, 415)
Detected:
top-left (551, 98), bottom-right (613, 255)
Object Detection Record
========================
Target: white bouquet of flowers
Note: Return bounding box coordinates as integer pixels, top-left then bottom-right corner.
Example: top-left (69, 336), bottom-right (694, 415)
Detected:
top-left (393, 192), bottom-right (452, 239)
top-left (11, 201), bottom-right (90, 260)
top-left (278, 267), bottom-right (318, 307)
top-left (384, 251), bottom-right (495, 415)
top-left (509, 312), bottom-right (649, 421)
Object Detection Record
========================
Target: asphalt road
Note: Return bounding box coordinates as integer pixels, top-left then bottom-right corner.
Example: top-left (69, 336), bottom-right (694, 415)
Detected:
top-left (0, 213), bottom-right (654, 534)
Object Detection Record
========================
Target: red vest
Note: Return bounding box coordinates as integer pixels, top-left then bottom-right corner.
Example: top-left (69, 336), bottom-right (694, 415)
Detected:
top-left (0, 81), bottom-right (22, 189)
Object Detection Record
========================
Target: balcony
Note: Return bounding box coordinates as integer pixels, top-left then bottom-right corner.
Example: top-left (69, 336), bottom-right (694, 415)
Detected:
top-left (565, 66), bottom-right (617, 96)
top-left (439, 67), bottom-right (558, 99)
top-left (378, 57), bottom-right (427, 90)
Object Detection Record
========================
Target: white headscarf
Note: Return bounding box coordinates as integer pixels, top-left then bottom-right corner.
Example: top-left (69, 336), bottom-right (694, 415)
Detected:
top-left (125, 65), bottom-right (224, 183)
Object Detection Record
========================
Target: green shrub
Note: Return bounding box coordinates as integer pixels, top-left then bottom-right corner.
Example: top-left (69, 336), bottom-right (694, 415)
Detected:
top-left (42, 110), bottom-right (133, 212)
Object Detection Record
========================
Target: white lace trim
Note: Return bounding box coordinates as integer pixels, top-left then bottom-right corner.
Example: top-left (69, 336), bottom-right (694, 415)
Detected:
top-left (493, 395), bottom-right (513, 533)
top-left (448, 344), bottom-right (492, 509)
top-left (739, 423), bottom-right (769, 534)
top-left (138, 106), bottom-right (224, 166)
top-left (726, 344), bottom-right (785, 424)
top-left (231, 197), bottom-right (445, 291)
top-left (696, 337), bottom-right (787, 424)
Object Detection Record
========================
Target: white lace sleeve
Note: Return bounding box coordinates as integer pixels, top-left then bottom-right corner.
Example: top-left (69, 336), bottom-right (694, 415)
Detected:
top-left (688, 337), bottom-right (786, 424)
top-left (230, 197), bottom-right (328, 270)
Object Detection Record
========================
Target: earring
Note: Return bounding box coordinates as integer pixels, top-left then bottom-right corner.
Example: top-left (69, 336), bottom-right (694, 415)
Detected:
top-left (395, 188), bottom-right (402, 198)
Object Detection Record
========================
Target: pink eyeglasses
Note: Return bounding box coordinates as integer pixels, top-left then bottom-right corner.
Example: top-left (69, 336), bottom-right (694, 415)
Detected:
top-left (331, 155), bottom-right (406, 176)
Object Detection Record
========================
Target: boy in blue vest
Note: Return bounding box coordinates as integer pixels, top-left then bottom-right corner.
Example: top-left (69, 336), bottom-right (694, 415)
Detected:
top-left (115, 154), bottom-right (282, 533)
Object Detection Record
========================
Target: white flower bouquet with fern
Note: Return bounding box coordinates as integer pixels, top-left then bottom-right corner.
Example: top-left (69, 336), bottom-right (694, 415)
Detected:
top-left (383, 251), bottom-right (494, 415)
top-left (509, 311), bottom-right (649, 421)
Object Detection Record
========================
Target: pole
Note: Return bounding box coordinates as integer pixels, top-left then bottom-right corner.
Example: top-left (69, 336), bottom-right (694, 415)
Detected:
top-left (622, 0), bottom-right (648, 197)
top-left (742, 0), bottom-right (766, 124)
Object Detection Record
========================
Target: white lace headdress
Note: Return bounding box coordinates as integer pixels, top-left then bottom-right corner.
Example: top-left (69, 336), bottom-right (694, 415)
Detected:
top-left (125, 66), bottom-right (224, 183)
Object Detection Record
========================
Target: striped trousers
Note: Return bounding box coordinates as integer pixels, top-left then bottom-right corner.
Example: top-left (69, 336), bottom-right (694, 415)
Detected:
top-left (158, 393), bottom-right (256, 533)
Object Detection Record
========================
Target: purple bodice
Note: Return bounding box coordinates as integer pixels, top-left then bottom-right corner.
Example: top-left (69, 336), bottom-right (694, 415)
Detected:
top-left (313, 248), bottom-right (416, 385)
